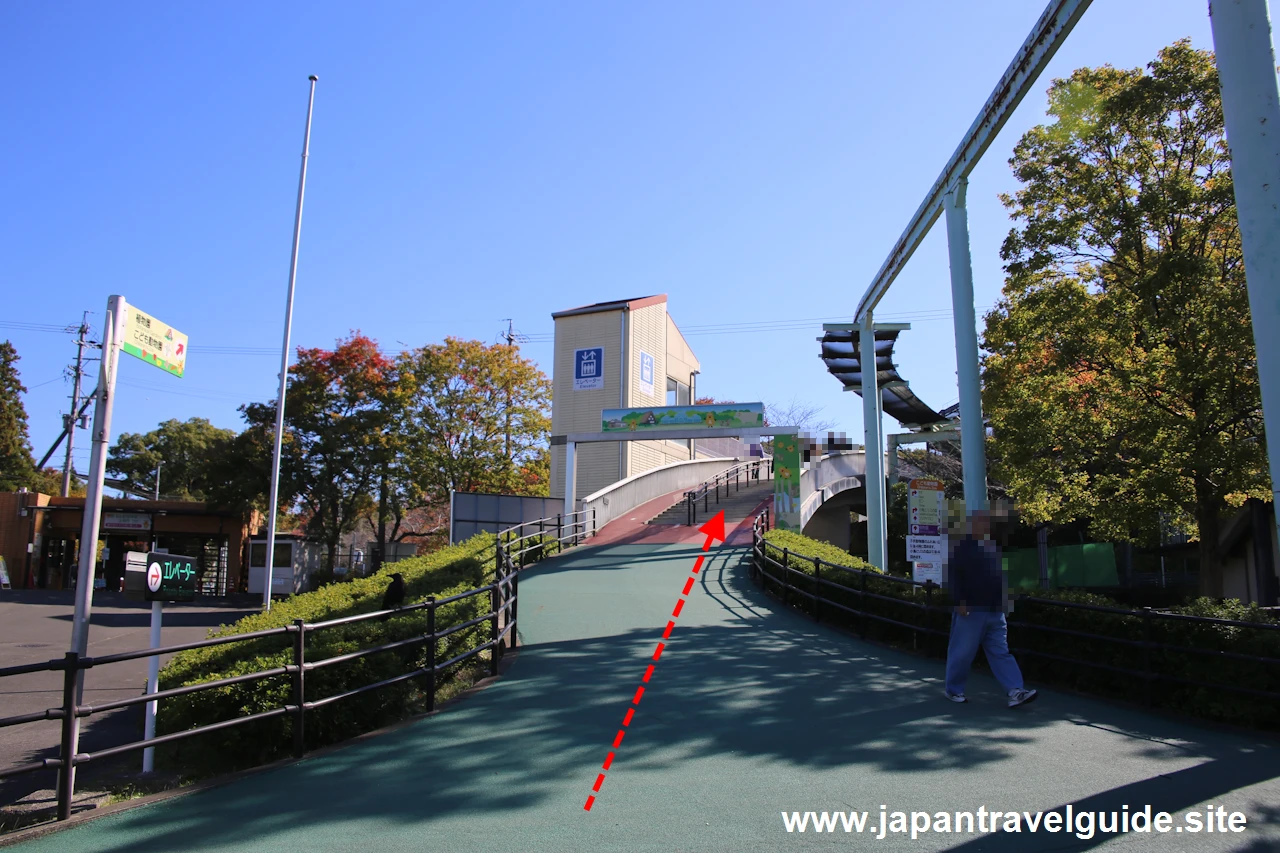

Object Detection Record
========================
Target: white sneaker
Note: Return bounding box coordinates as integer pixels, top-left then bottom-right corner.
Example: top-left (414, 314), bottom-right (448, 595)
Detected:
top-left (1008, 688), bottom-right (1038, 708)
top-left (944, 691), bottom-right (967, 703)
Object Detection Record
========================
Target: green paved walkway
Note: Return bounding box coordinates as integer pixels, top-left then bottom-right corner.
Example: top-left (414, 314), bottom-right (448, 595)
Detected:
top-left (11, 544), bottom-right (1280, 852)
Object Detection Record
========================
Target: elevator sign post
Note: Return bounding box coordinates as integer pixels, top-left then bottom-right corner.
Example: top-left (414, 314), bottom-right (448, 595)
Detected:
top-left (125, 551), bottom-right (198, 602)
top-left (574, 347), bottom-right (605, 391)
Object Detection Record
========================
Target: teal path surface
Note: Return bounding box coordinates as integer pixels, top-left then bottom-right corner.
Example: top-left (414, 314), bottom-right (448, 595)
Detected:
top-left (11, 544), bottom-right (1279, 852)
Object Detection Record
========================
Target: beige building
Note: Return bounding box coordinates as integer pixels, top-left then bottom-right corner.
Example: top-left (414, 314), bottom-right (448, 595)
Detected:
top-left (550, 295), bottom-right (704, 500)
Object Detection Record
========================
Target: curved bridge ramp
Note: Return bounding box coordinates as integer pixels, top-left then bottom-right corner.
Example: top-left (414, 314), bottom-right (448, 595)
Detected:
top-left (12, 543), bottom-right (1279, 852)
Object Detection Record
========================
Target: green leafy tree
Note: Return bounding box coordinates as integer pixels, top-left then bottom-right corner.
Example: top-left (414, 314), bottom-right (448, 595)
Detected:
top-left (29, 467), bottom-right (86, 497)
top-left (397, 337), bottom-right (551, 506)
top-left (983, 41), bottom-right (1265, 594)
top-left (107, 417), bottom-right (237, 499)
top-left (239, 333), bottom-right (393, 568)
top-left (0, 342), bottom-right (34, 491)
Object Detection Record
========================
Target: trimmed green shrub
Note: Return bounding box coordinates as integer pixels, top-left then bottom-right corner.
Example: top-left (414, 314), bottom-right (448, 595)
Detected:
top-left (755, 529), bottom-right (1280, 729)
top-left (157, 533), bottom-right (507, 775)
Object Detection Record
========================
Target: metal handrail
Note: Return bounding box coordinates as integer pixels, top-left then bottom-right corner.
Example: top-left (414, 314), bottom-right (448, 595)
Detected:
top-left (748, 509), bottom-right (1280, 714)
top-left (0, 506), bottom-right (591, 822)
top-left (684, 458), bottom-right (773, 525)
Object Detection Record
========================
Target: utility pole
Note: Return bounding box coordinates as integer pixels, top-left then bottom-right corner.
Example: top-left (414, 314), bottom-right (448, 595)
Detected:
top-left (62, 313), bottom-right (92, 497)
top-left (500, 319), bottom-right (517, 463)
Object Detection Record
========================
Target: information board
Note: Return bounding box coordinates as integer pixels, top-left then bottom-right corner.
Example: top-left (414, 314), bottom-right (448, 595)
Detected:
top-left (122, 305), bottom-right (187, 378)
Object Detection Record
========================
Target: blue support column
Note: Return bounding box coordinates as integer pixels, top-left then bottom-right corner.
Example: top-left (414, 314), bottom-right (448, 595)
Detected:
top-left (861, 313), bottom-right (886, 569)
top-left (1211, 0), bottom-right (1280, 563)
top-left (944, 177), bottom-right (989, 513)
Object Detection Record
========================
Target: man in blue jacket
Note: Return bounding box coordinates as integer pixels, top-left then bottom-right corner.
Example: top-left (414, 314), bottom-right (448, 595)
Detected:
top-left (944, 509), bottom-right (1037, 707)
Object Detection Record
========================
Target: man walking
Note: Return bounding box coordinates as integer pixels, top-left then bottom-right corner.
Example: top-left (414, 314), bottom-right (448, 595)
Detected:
top-left (943, 509), bottom-right (1037, 707)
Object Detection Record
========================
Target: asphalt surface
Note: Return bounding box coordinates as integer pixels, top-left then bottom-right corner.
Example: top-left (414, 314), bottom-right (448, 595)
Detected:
top-left (5, 546), bottom-right (1279, 852)
top-left (0, 591), bottom-right (256, 807)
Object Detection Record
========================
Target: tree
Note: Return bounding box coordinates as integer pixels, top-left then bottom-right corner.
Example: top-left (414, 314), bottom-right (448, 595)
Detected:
top-left (240, 333), bottom-right (394, 569)
top-left (0, 342), bottom-right (34, 492)
top-left (107, 418), bottom-right (237, 500)
top-left (397, 337), bottom-right (551, 507)
top-left (983, 41), bottom-right (1265, 594)
top-left (30, 467), bottom-right (85, 497)
top-left (763, 397), bottom-right (835, 433)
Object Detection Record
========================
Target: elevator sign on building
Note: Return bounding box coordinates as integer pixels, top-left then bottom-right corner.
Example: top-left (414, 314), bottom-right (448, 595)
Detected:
top-left (574, 347), bottom-right (605, 391)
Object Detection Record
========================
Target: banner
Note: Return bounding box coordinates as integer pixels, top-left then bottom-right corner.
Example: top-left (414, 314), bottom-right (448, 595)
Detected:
top-left (601, 402), bottom-right (764, 433)
top-left (772, 432), bottom-right (801, 530)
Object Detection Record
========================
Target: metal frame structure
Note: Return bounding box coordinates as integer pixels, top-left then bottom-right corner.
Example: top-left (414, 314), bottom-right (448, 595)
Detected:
top-left (851, 0), bottom-right (1280, 569)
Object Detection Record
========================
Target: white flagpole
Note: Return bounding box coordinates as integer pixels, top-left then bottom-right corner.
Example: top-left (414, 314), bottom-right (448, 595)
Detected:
top-left (263, 75), bottom-right (317, 611)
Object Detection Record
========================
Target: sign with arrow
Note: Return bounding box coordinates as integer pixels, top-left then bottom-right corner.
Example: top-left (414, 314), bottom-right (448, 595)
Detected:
top-left (122, 305), bottom-right (188, 378)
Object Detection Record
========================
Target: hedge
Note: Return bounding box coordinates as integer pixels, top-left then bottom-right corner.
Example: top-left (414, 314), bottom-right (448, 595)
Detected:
top-left (756, 529), bottom-right (1280, 729)
top-left (156, 532), bottom-right (520, 776)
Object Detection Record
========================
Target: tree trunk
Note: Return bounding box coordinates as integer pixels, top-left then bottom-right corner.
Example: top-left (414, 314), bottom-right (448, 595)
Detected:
top-left (374, 464), bottom-right (389, 573)
top-left (1195, 477), bottom-right (1222, 599)
top-left (326, 539), bottom-right (338, 575)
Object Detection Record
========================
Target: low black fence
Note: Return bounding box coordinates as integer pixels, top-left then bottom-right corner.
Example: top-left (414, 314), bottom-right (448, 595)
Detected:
top-left (0, 508), bottom-right (596, 823)
top-left (750, 511), bottom-right (1280, 727)
top-left (685, 458), bottom-right (772, 525)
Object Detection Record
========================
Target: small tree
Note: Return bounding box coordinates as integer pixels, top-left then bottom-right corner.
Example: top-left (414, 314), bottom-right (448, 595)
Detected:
top-left (0, 342), bottom-right (34, 492)
top-left (108, 418), bottom-right (237, 500)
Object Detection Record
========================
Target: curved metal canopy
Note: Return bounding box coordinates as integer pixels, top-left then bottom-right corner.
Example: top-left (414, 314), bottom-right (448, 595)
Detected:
top-left (820, 328), bottom-right (950, 429)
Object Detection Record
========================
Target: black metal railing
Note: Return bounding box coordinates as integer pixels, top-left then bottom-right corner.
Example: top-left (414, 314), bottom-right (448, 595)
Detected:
top-left (685, 458), bottom-right (772, 525)
top-left (0, 508), bottom-right (597, 823)
top-left (749, 510), bottom-right (1280, 714)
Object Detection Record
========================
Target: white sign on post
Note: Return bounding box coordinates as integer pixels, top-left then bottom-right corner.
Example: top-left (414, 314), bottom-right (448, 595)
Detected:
top-left (912, 561), bottom-right (943, 585)
top-left (907, 535), bottom-right (945, 562)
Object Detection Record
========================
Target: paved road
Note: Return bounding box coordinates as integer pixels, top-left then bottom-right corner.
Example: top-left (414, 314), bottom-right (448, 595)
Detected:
top-left (0, 591), bottom-right (256, 807)
top-left (7, 545), bottom-right (1279, 851)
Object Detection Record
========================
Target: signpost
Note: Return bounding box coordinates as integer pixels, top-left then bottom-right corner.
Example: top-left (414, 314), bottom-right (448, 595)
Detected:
top-left (908, 478), bottom-right (946, 583)
top-left (125, 551), bottom-right (197, 772)
top-left (121, 305), bottom-right (188, 378)
top-left (67, 296), bottom-right (186, 797)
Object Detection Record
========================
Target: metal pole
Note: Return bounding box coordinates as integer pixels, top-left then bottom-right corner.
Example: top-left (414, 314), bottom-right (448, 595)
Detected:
top-left (264, 75), bottom-right (318, 611)
top-left (1211, 0), bottom-right (1280, 556)
top-left (66, 293), bottom-right (123, 799)
top-left (563, 440), bottom-right (576, 522)
top-left (860, 312), bottom-right (885, 570)
top-left (154, 461), bottom-right (161, 502)
top-left (142, 600), bottom-right (162, 773)
top-left (943, 177), bottom-right (989, 513)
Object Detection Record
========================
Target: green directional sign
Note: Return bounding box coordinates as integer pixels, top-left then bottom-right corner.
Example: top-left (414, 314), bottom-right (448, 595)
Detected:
top-left (122, 305), bottom-right (187, 378)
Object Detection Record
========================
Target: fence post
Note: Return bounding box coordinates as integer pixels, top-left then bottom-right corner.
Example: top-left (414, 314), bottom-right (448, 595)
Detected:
top-left (426, 596), bottom-right (437, 713)
top-left (813, 556), bottom-right (822, 623)
top-left (924, 581), bottom-right (935, 658)
top-left (292, 620), bottom-right (306, 759)
top-left (592, 508), bottom-right (597, 537)
top-left (1142, 608), bottom-right (1154, 707)
top-left (859, 571), bottom-right (868, 639)
top-left (556, 513), bottom-right (562, 548)
top-left (489, 578), bottom-right (500, 677)
top-left (509, 558), bottom-right (519, 651)
top-left (782, 547), bottom-right (790, 604)
top-left (56, 651), bottom-right (78, 821)
top-left (715, 480), bottom-right (720, 505)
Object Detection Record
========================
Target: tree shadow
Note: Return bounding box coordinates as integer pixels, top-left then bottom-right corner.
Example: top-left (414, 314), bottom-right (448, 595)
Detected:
top-left (10, 545), bottom-right (1278, 852)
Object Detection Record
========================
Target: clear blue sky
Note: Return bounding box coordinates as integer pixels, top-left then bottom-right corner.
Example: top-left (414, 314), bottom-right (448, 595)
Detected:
top-left (1, 1), bottom-right (1220, 485)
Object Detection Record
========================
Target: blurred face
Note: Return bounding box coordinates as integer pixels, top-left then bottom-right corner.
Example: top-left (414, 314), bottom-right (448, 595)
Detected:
top-left (969, 513), bottom-right (991, 539)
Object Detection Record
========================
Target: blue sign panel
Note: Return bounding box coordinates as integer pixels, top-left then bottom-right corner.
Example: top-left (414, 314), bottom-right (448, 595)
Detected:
top-left (639, 351), bottom-right (654, 396)
top-left (574, 347), bottom-right (605, 391)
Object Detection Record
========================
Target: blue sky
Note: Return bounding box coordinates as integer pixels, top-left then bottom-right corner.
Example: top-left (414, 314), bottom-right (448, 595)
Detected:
top-left (2, 1), bottom-right (1220, 485)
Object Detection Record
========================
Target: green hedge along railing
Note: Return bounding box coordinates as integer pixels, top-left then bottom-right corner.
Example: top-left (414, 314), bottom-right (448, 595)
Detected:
top-left (0, 509), bottom-right (596, 822)
top-left (752, 513), bottom-right (1280, 730)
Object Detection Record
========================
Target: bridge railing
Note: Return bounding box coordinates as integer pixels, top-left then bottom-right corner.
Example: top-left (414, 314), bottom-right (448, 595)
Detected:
top-left (684, 458), bottom-right (772, 526)
top-left (0, 508), bottom-right (597, 824)
top-left (748, 509), bottom-right (1280, 723)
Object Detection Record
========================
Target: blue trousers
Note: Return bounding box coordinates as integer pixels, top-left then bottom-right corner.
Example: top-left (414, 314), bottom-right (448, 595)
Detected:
top-left (945, 611), bottom-right (1024, 695)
